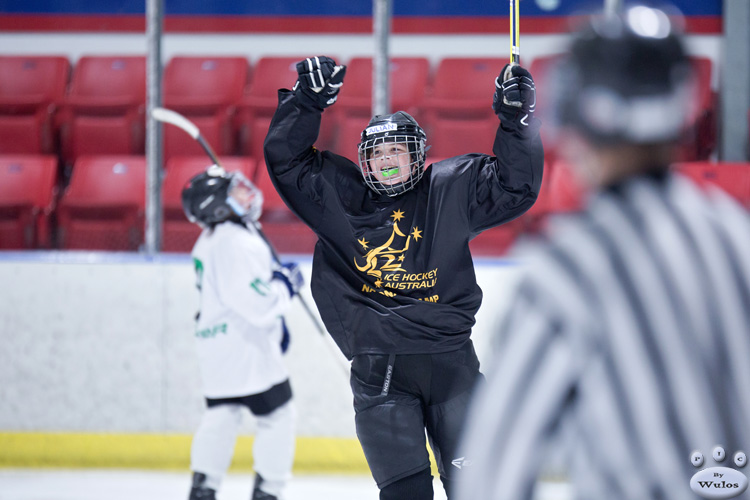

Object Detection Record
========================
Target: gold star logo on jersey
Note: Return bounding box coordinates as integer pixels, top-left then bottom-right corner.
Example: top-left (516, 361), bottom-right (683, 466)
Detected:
top-left (354, 210), bottom-right (413, 278)
top-left (354, 210), bottom-right (440, 302)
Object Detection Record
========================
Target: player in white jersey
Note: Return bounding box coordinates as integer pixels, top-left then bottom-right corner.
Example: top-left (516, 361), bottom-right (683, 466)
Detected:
top-left (182, 165), bottom-right (304, 500)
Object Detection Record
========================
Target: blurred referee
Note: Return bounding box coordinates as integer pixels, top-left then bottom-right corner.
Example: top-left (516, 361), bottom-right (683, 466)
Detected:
top-left (456, 6), bottom-right (750, 500)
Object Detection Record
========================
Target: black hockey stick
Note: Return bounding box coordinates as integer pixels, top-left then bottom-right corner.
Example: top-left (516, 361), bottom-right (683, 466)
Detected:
top-left (151, 107), bottom-right (328, 337)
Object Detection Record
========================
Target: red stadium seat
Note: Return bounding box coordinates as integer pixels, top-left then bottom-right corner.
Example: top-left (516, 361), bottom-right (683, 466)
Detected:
top-left (469, 159), bottom-right (576, 256)
top-left (337, 57), bottom-right (430, 119)
top-left (246, 112), bottom-right (338, 167)
top-left (548, 159), bottom-right (586, 213)
top-left (0, 56), bottom-right (70, 154)
top-left (674, 161), bottom-right (750, 207)
top-left (333, 57), bottom-right (431, 153)
top-left (239, 57), bottom-right (302, 113)
top-left (256, 219), bottom-right (318, 255)
top-left (421, 58), bottom-right (503, 159)
top-left (677, 56), bottom-right (717, 161)
top-left (426, 117), bottom-right (497, 158)
top-left (246, 115), bottom-right (274, 166)
top-left (528, 53), bottom-right (565, 163)
top-left (335, 114), bottom-right (371, 162)
top-left (253, 160), bottom-right (296, 219)
top-left (236, 56), bottom-right (337, 160)
top-left (59, 56), bottom-right (146, 165)
top-left (56, 155), bottom-right (146, 250)
top-left (688, 57), bottom-right (715, 125)
top-left (163, 56), bottom-right (249, 160)
top-left (254, 160), bottom-right (318, 254)
top-left (423, 58), bottom-right (504, 120)
top-left (0, 155), bottom-right (58, 249)
top-left (162, 156), bottom-right (256, 252)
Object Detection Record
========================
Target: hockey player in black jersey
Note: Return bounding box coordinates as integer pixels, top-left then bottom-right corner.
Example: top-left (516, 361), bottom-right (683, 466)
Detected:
top-left (264, 55), bottom-right (543, 499)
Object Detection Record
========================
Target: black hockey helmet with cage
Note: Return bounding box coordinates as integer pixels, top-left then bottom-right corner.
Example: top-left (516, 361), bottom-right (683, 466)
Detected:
top-left (358, 111), bottom-right (427, 197)
top-left (554, 5), bottom-right (693, 145)
top-left (181, 165), bottom-right (263, 227)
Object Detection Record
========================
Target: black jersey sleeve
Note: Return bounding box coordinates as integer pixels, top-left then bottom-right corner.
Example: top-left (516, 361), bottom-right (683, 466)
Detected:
top-left (467, 115), bottom-right (544, 234)
top-left (263, 89), bottom-right (345, 231)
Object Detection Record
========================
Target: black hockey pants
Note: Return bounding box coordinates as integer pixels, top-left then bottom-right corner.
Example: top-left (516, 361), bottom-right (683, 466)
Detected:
top-left (350, 340), bottom-right (482, 498)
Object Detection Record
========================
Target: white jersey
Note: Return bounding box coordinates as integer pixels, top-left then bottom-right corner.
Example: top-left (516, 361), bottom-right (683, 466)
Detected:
top-left (191, 221), bottom-right (292, 399)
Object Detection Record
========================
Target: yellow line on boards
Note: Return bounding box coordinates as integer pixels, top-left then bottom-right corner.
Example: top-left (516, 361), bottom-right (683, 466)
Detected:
top-left (0, 433), bottom-right (373, 474)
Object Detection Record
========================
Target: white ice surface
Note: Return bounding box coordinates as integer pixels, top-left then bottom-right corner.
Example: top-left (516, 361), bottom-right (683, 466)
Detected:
top-left (0, 469), bottom-right (571, 500)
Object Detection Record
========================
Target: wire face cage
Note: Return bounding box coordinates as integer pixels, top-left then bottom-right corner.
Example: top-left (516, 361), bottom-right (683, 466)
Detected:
top-left (358, 133), bottom-right (426, 197)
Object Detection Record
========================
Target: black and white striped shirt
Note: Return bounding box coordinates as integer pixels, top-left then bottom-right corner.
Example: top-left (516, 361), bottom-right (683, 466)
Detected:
top-left (457, 171), bottom-right (750, 500)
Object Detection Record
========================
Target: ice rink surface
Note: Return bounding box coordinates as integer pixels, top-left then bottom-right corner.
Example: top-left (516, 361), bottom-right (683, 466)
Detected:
top-left (0, 469), bottom-right (572, 500)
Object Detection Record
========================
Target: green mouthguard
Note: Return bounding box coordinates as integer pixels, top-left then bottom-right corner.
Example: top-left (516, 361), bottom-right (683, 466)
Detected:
top-left (382, 168), bottom-right (399, 178)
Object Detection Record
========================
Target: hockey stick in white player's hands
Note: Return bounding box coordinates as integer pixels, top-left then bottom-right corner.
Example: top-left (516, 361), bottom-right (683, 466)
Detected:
top-left (151, 107), bottom-right (330, 339)
top-left (152, 107), bottom-right (222, 166)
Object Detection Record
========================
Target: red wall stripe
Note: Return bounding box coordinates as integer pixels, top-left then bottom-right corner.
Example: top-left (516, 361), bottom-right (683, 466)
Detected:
top-left (0, 14), bottom-right (722, 34)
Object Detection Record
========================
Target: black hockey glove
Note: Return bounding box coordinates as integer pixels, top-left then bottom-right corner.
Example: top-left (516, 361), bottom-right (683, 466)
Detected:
top-left (493, 64), bottom-right (536, 131)
top-left (294, 56), bottom-right (347, 110)
top-left (272, 262), bottom-right (304, 298)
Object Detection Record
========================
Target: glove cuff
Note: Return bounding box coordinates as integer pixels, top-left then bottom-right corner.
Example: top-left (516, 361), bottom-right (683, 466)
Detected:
top-left (272, 270), bottom-right (296, 298)
top-left (294, 86), bottom-right (327, 111)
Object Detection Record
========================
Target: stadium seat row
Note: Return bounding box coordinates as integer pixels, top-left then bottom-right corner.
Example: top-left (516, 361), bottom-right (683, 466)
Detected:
top-left (0, 54), bottom-right (719, 173)
top-left (0, 153), bottom-right (317, 253)
top-left (2, 153), bottom-right (748, 254)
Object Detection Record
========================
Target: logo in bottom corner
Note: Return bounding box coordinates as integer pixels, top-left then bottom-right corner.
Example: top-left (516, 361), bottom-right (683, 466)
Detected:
top-left (690, 447), bottom-right (748, 499)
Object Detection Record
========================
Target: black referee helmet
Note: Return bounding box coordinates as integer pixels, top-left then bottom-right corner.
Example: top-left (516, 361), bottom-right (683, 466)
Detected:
top-left (555, 6), bottom-right (694, 145)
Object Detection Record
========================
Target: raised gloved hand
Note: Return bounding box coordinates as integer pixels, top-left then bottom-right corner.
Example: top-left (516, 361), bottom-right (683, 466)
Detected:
top-left (493, 64), bottom-right (536, 130)
top-left (272, 262), bottom-right (304, 298)
top-left (280, 318), bottom-right (290, 354)
top-left (294, 56), bottom-right (347, 109)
